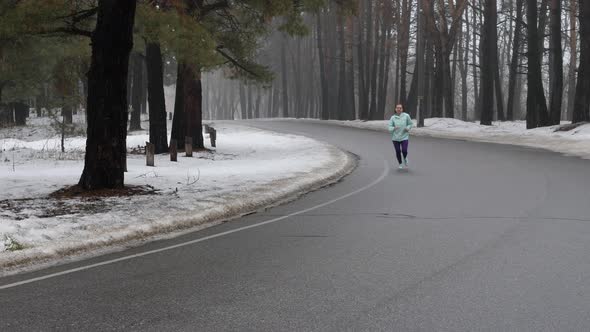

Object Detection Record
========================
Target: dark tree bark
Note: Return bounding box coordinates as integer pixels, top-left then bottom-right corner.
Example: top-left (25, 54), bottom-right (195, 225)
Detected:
top-left (280, 34), bottom-right (290, 118)
top-left (337, 13), bottom-right (347, 120)
top-left (129, 51), bottom-right (143, 131)
top-left (507, 0), bottom-right (524, 121)
top-left (140, 60), bottom-right (148, 115)
top-left (472, 2), bottom-right (480, 119)
top-left (424, 35), bottom-right (435, 124)
top-left (572, 0), bottom-right (590, 123)
top-left (566, 0), bottom-right (578, 121)
top-left (239, 82), bottom-right (247, 119)
top-left (146, 42), bottom-right (168, 153)
top-left (254, 88), bottom-right (261, 118)
top-left (537, 0), bottom-right (550, 54)
top-left (13, 102), bottom-right (28, 126)
top-left (62, 105), bottom-right (73, 124)
top-left (365, 0), bottom-right (373, 118)
top-left (493, 34), bottom-right (505, 121)
top-left (247, 84), bottom-right (253, 119)
top-left (459, 6), bottom-right (469, 121)
top-left (79, 0), bottom-right (136, 190)
top-left (398, 0), bottom-right (411, 105)
top-left (171, 62), bottom-right (186, 149)
top-left (183, 64), bottom-right (204, 149)
top-left (415, 0), bottom-right (427, 126)
top-left (548, 0), bottom-right (563, 125)
top-left (526, 0), bottom-right (549, 128)
top-left (317, 14), bottom-right (329, 120)
top-left (347, 16), bottom-right (356, 120)
top-left (357, 1), bottom-right (368, 120)
top-left (423, 0), bottom-right (469, 119)
top-left (481, 0), bottom-right (496, 125)
top-left (368, 6), bottom-right (380, 120)
top-left (378, 16), bottom-right (392, 120)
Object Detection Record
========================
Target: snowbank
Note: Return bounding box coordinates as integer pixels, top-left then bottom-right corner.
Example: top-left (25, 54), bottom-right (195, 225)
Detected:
top-left (0, 122), bottom-right (355, 274)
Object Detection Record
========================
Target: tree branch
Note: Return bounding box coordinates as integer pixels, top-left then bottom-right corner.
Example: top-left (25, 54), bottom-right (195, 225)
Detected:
top-left (215, 46), bottom-right (259, 78)
top-left (39, 27), bottom-right (93, 38)
top-left (199, 0), bottom-right (229, 17)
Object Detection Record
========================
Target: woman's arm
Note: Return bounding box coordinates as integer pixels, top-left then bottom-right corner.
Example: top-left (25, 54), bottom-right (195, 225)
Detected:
top-left (388, 117), bottom-right (395, 133)
top-left (405, 114), bottom-right (413, 131)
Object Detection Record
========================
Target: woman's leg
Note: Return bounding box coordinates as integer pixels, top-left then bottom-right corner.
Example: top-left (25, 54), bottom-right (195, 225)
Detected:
top-left (392, 141), bottom-right (402, 164)
top-left (401, 140), bottom-right (409, 161)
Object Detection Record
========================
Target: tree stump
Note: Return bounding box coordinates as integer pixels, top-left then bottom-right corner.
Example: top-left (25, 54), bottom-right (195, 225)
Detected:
top-left (146, 142), bottom-right (155, 166)
top-left (185, 136), bottom-right (193, 157)
top-left (170, 139), bottom-right (177, 161)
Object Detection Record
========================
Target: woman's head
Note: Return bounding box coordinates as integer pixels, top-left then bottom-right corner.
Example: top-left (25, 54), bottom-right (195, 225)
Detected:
top-left (395, 104), bottom-right (404, 114)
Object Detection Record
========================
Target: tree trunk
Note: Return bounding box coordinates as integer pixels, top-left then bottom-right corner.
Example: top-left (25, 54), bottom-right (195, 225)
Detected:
top-left (146, 42), bottom-right (168, 154)
top-left (566, 0), bottom-right (578, 120)
top-left (572, 0), bottom-right (590, 123)
top-left (347, 17), bottom-right (356, 120)
top-left (378, 14), bottom-right (392, 120)
top-left (171, 62), bottom-right (186, 149)
top-left (129, 52), bottom-right (143, 131)
top-left (526, 0), bottom-right (549, 128)
top-left (337, 13), bottom-right (347, 120)
top-left (507, 0), bottom-right (523, 121)
top-left (79, 0), bottom-right (136, 190)
top-left (492, 0), bottom-right (505, 121)
top-left (62, 105), bottom-right (73, 124)
top-left (480, 0), bottom-right (495, 125)
top-left (13, 102), bottom-right (28, 126)
top-left (368, 8), bottom-right (380, 120)
top-left (472, 3), bottom-right (480, 119)
top-left (183, 64), bottom-right (204, 149)
top-left (281, 34), bottom-right (290, 118)
top-left (548, 0), bottom-right (563, 125)
top-left (239, 82), bottom-right (247, 119)
top-left (357, 2), bottom-right (368, 120)
top-left (141, 60), bottom-right (148, 114)
top-left (317, 14), bottom-right (330, 120)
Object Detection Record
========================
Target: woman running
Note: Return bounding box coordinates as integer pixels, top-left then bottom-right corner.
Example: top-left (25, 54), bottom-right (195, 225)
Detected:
top-left (388, 104), bottom-right (413, 169)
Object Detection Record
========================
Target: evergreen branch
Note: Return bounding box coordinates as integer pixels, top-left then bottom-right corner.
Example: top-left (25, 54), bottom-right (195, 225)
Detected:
top-left (199, 0), bottom-right (229, 17)
top-left (56, 7), bottom-right (98, 24)
top-left (40, 27), bottom-right (93, 38)
top-left (215, 46), bottom-right (260, 78)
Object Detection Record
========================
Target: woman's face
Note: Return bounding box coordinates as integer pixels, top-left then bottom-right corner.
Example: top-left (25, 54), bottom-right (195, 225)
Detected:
top-left (395, 104), bottom-right (403, 114)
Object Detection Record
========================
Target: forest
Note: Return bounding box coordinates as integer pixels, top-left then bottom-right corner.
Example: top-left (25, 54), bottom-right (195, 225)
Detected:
top-left (0, 0), bottom-right (588, 190)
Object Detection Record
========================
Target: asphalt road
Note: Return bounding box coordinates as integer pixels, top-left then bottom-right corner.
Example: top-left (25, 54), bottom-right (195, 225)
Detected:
top-left (2, 120), bottom-right (590, 331)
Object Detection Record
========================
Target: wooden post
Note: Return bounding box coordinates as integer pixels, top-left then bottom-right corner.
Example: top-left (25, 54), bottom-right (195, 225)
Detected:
top-left (170, 139), bottom-right (177, 162)
top-left (204, 124), bottom-right (216, 148)
top-left (185, 136), bottom-right (193, 157)
top-left (210, 128), bottom-right (216, 147)
top-left (146, 142), bottom-right (155, 166)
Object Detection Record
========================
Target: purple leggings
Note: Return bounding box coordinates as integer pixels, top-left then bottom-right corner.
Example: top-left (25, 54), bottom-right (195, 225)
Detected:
top-left (392, 140), bottom-right (409, 164)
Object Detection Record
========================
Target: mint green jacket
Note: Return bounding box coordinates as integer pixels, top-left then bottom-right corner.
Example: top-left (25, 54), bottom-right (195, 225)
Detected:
top-left (388, 112), bottom-right (413, 141)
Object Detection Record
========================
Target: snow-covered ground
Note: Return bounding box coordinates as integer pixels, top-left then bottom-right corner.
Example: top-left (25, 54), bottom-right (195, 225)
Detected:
top-left (283, 118), bottom-right (590, 160)
top-left (2, 114), bottom-right (589, 274)
top-left (0, 115), bottom-right (354, 274)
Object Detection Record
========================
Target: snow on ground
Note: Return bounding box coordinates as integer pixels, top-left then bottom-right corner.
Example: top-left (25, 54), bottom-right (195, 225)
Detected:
top-left (3, 113), bottom-right (588, 273)
top-left (279, 118), bottom-right (590, 160)
top-left (0, 116), bottom-right (354, 273)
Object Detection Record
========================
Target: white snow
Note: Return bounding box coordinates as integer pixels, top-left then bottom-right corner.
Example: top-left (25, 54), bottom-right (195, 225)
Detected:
top-left (278, 118), bottom-right (590, 160)
top-left (0, 116), bottom-right (354, 273)
top-left (3, 113), bottom-right (590, 274)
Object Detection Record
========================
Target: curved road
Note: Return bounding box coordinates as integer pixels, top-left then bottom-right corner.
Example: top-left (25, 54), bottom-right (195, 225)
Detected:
top-left (2, 121), bottom-right (590, 331)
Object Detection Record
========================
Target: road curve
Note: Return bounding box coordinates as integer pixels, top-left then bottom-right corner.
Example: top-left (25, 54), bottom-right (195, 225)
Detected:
top-left (1, 120), bottom-right (590, 331)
